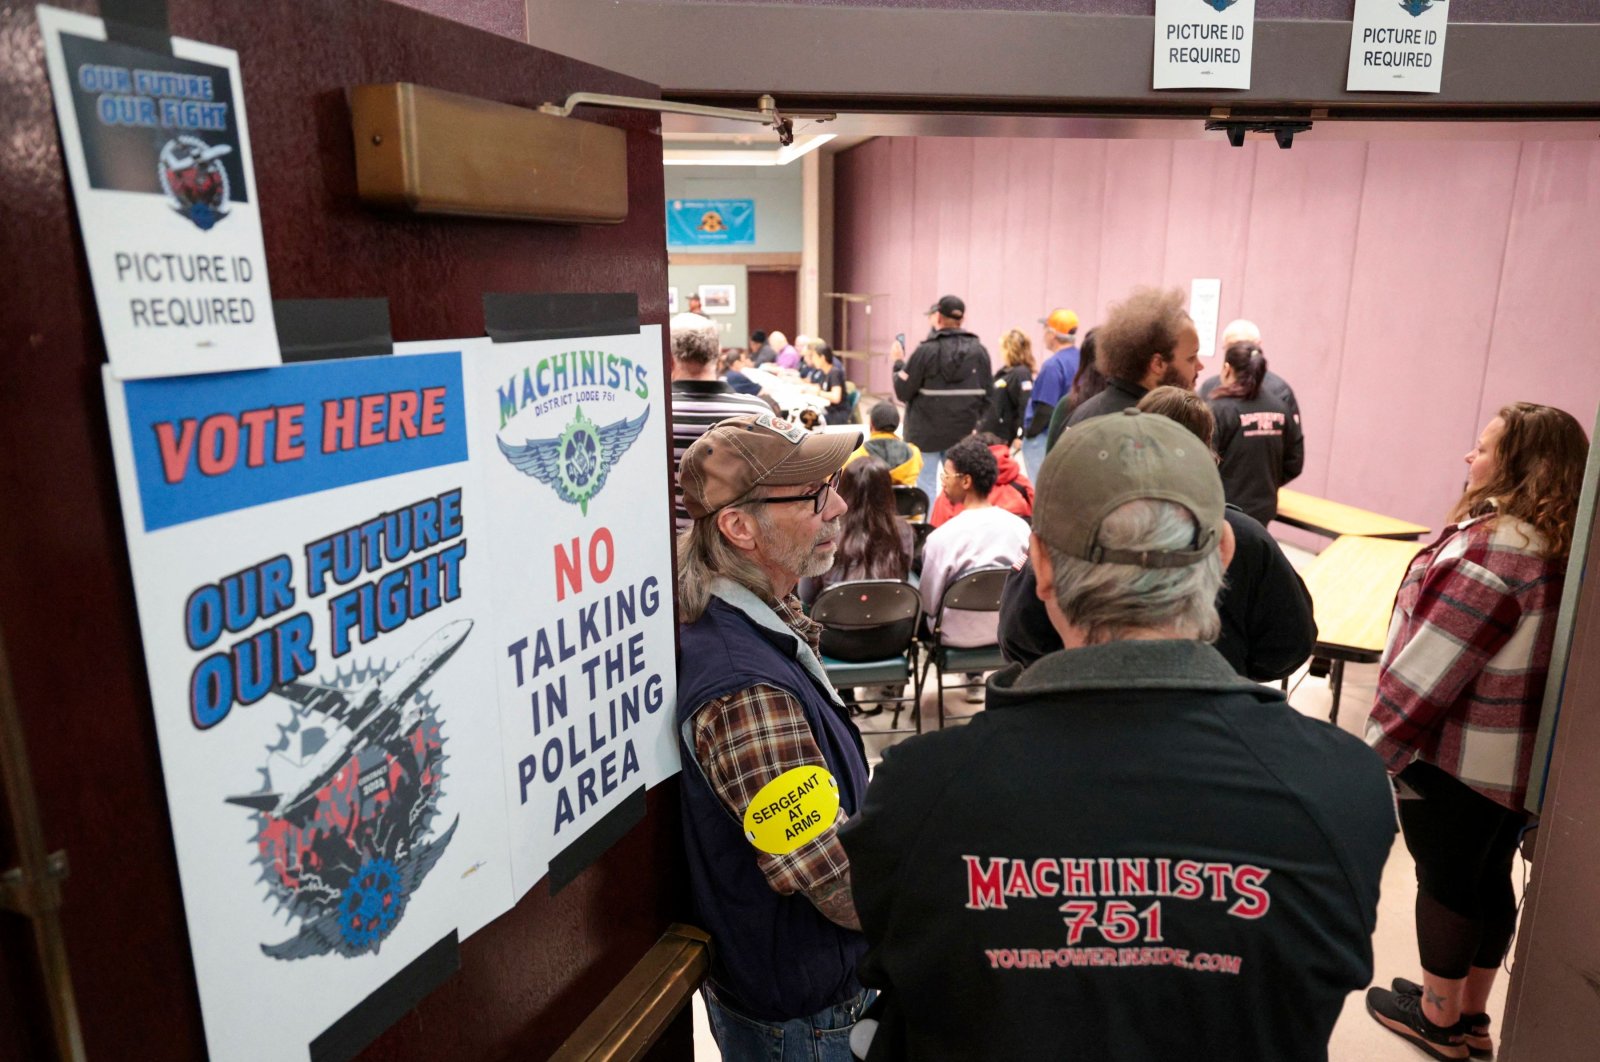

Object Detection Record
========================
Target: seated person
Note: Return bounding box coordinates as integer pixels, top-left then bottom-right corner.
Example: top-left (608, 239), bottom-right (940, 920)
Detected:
top-left (849, 401), bottom-right (924, 488)
top-left (930, 432), bottom-right (1032, 526)
top-left (841, 410), bottom-right (1395, 1062)
top-left (919, 437), bottom-right (1032, 648)
top-left (721, 348), bottom-right (763, 396)
top-left (999, 387), bottom-right (1317, 682)
top-left (813, 343), bottom-right (852, 425)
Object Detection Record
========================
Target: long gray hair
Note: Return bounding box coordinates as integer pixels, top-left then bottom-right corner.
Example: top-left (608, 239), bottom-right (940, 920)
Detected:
top-left (1045, 499), bottom-right (1224, 643)
top-left (676, 491), bottom-right (779, 623)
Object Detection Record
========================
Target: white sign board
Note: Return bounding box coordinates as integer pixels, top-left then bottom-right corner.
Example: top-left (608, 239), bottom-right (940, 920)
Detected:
top-left (1153, 0), bottom-right (1255, 91)
top-left (1347, 0), bottom-right (1449, 93)
top-left (1190, 278), bottom-right (1222, 361)
top-left (100, 325), bottom-right (682, 1058)
top-left (460, 328), bottom-right (680, 900)
top-left (39, 5), bottom-right (279, 378)
top-left (103, 350), bottom-right (512, 1061)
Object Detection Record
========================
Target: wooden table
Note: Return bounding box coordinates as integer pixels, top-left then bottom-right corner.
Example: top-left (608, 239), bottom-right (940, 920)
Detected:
top-left (1276, 488), bottom-right (1431, 541)
top-left (1299, 534), bottom-right (1424, 724)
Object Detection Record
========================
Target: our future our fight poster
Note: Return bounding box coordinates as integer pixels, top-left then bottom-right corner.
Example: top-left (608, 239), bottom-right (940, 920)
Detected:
top-left (104, 351), bottom-right (515, 1061)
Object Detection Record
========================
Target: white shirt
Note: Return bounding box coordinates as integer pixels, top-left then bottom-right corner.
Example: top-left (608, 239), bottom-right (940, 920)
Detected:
top-left (920, 506), bottom-right (1032, 648)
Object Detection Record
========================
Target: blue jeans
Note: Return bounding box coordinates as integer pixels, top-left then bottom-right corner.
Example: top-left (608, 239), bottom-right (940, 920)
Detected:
top-left (1019, 432), bottom-right (1049, 483)
top-left (703, 984), bottom-right (867, 1062)
top-left (915, 449), bottom-right (944, 505)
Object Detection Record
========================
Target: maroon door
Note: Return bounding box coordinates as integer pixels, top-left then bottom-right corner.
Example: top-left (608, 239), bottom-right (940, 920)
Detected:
top-left (746, 268), bottom-right (799, 343)
top-left (0, 1), bottom-right (687, 1058)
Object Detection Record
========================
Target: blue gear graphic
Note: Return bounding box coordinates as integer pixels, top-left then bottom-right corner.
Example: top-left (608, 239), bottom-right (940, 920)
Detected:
top-left (338, 857), bottom-right (405, 949)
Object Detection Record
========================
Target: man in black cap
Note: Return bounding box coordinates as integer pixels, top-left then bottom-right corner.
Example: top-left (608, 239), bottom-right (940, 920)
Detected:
top-left (891, 295), bottom-right (992, 501)
top-left (842, 409), bottom-right (1395, 1061)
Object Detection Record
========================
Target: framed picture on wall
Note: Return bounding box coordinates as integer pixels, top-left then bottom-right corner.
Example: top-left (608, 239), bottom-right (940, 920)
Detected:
top-left (698, 283), bottom-right (736, 315)
top-left (667, 287), bottom-right (679, 313)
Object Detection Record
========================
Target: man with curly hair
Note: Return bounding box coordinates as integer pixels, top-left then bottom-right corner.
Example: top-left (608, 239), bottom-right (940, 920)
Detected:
top-left (1049, 287), bottom-right (1201, 446)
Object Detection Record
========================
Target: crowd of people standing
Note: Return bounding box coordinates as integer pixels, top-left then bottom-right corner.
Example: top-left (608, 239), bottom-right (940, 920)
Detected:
top-left (664, 287), bottom-right (1590, 1062)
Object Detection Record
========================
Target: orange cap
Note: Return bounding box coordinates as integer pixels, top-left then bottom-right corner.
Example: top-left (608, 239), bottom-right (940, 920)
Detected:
top-left (1039, 308), bottom-right (1080, 337)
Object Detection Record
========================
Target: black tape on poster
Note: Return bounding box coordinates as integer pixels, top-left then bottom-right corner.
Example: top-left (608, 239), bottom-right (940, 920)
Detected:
top-left (308, 931), bottom-right (461, 1062)
top-left (100, 0), bottom-right (174, 55)
top-left (274, 298), bottom-right (393, 363)
top-left (484, 292), bottom-right (640, 344)
top-left (548, 785), bottom-right (647, 895)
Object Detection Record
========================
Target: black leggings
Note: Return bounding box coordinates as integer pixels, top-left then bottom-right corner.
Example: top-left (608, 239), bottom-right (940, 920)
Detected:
top-left (1397, 762), bottom-right (1528, 979)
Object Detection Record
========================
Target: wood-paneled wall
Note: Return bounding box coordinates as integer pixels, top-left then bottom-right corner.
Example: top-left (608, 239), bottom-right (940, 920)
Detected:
top-left (835, 135), bottom-right (1600, 531)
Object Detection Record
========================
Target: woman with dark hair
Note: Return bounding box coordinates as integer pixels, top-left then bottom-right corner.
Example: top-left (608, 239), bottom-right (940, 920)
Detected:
top-left (807, 457), bottom-right (914, 597)
top-left (1046, 328), bottom-right (1107, 449)
top-left (1207, 340), bottom-right (1303, 526)
top-left (1365, 403), bottom-right (1589, 1060)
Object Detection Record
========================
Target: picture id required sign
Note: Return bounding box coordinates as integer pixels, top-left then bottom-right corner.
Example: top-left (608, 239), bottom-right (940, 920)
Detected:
top-left (1347, 0), bottom-right (1449, 93)
top-left (1153, 0), bottom-right (1255, 91)
top-left (38, 5), bottom-right (279, 378)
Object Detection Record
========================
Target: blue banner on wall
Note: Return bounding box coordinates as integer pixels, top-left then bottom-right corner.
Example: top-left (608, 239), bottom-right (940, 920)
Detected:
top-left (120, 351), bottom-right (470, 531)
top-left (667, 198), bottom-right (755, 246)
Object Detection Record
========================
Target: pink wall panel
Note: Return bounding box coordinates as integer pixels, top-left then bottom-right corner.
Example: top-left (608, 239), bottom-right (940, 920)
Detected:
top-left (964, 140), bottom-right (1012, 362)
top-left (831, 133), bottom-right (1600, 534)
top-left (1096, 141), bottom-right (1174, 323)
top-left (922, 138), bottom-right (977, 326)
top-left (999, 139), bottom-right (1054, 346)
top-left (1044, 139), bottom-right (1108, 333)
top-left (1327, 140), bottom-right (1522, 528)
top-left (1480, 142), bottom-right (1600, 434)
top-left (1161, 140), bottom-right (1254, 339)
top-left (1237, 140), bottom-right (1369, 498)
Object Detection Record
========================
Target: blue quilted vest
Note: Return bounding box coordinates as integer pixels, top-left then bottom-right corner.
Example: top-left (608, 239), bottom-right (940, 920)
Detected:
top-left (676, 584), bottom-right (870, 1021)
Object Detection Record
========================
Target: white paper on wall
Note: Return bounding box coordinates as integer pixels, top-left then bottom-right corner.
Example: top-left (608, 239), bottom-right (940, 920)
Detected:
top-left (1190, 278), bottom-right (1222, 361)
top-left (1153, 0), bottom-right (1256, 91)
top-left (38, 6), bottom-right (280, 378)
top-left (1347, 0), bottom-right (1449, 94)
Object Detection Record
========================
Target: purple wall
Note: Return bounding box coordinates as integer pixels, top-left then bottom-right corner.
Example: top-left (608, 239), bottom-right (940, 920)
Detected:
top-left (391, 0), bottom-right (526, 40)
top-left (835, 136), bottom-right (1600, 530)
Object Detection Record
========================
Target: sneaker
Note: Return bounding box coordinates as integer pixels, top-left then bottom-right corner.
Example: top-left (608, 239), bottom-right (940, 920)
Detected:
top-left (1392, 978), bottom-right (1493, 1058)
top-left (964, 673), bottom-right (985, 704)
top-left (1366, 987), bottom-right (1469, 1061)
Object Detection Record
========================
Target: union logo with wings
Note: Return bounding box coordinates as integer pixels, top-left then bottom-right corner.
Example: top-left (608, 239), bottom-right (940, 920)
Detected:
top-left (496, 405), bottom-right (650, 515)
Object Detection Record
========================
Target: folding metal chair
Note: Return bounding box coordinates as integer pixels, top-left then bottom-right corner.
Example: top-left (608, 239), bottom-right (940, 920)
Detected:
top-left (891, 485), bottom-right (930, 522)
top-left (813, 579), bottom-right (923, 737)
top-left (919, 566), bottom-right (1012, 729)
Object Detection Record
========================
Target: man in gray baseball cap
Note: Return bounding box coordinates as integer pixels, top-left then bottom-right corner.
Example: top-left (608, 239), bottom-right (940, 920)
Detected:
top-left (841, 408), bottom-right (1396, 1060)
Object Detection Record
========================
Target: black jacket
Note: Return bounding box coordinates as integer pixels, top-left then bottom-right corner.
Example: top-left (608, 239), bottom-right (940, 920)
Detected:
top-left (1210, 391), bottom-right (1305, 527)
top-left (840, 640), bottom-right (1395, 1062)
top-left (1201, 369), bottom-right (1300, 427)
top-left (1049, 377), bottom-right (1146, 448)
top-left (979, 364), bottom-right (1033, 443)
top-left (997, 507), bottom-right (1317, 682)
top-left (893, 328), bottom-right (992, 452)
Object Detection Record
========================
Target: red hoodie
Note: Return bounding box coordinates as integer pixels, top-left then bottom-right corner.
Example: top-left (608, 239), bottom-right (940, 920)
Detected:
top-left (930, 444), bottom-right (1034, 527)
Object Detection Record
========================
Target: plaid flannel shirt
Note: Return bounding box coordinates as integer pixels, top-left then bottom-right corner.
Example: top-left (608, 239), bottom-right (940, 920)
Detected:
top-left (1365, 512), bottom-right (1566, 810)
top-left (691, 595), bottom-right (852, 898)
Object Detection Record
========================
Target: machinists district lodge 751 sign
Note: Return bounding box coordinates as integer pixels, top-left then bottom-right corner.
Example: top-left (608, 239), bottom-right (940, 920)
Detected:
top-left (38, 5), bottom-right (279, 378)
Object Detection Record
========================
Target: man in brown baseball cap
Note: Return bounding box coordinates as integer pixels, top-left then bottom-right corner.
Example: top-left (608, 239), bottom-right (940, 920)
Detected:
top-left (673, 412), bottom-right (877, 1052)
top-left (841, 408), bottom-right (1395, 1060)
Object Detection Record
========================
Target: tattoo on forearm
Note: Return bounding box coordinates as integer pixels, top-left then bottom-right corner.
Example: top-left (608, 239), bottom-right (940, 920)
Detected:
top-left (810, 873), bottom-right (862, 931)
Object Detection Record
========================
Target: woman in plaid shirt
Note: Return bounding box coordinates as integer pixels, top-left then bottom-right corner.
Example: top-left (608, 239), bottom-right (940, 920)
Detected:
top-left (1365, 402), bottom-right (1589, 1061)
